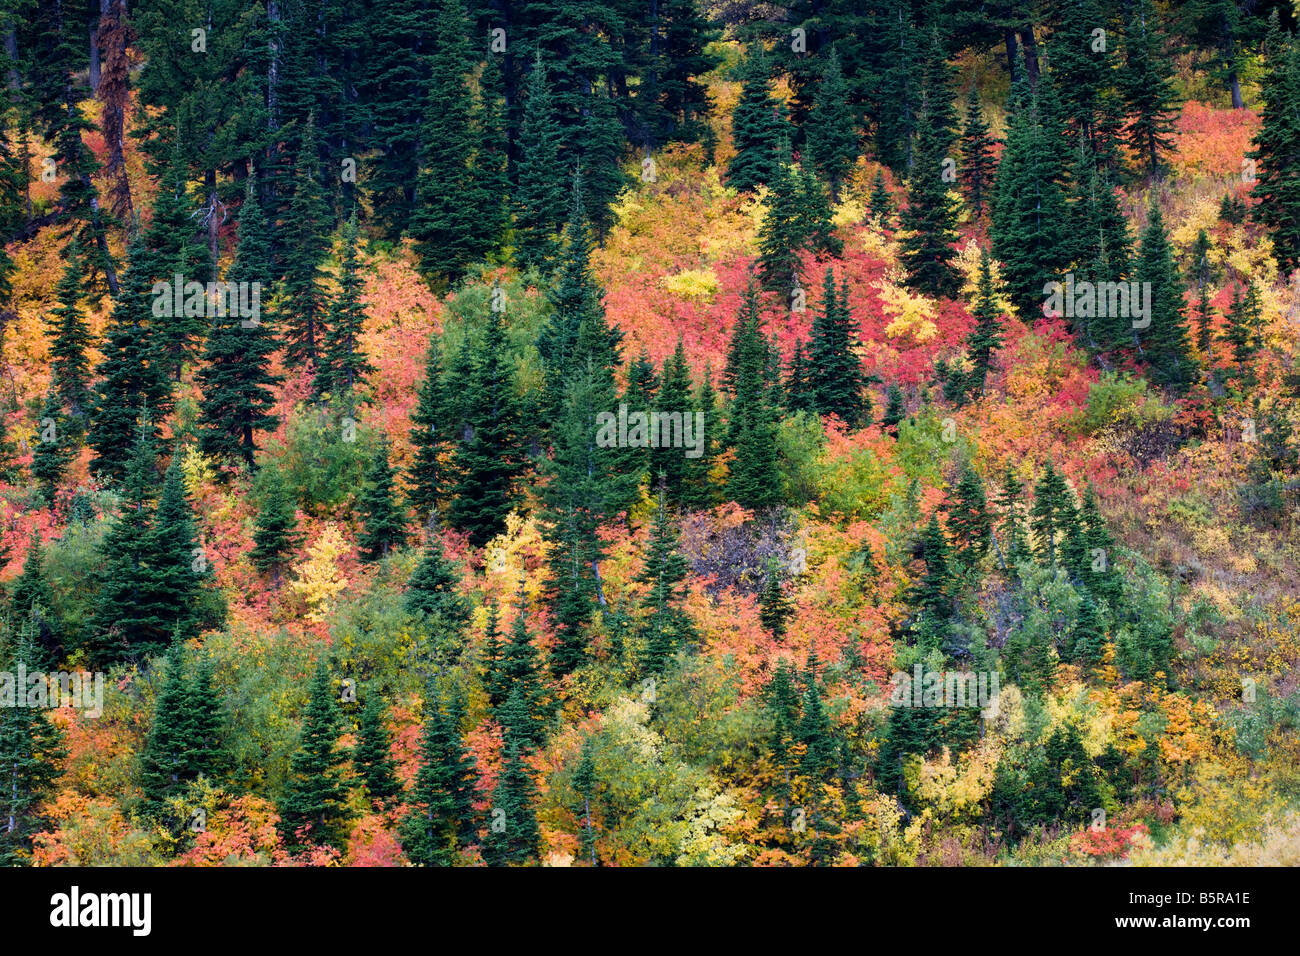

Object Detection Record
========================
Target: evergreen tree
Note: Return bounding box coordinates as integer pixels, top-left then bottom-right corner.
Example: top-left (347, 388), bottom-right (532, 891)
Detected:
top-left (9, 533), bottom-right (56, 661)
top-left (405, 531), bottom-right (469, 627)
top-left (990, 75), bottom-right (1072, 317)
top-left (30, 388), bottom-right (72, 502)
top-left (652, 340), bottom-right (693, 500)
top-left (0, 637), bottom-right (66, 864)
top-left (185, 655), bottom-right (226, 784)
top-left (513, 64), bottom-right (568, 272)
top-left (868, 170), bottom-right (894, 225)
top-left (1248, 17), bottom-right (1300, 270)
top-left (947, 465), bottom-right (991, 567)
top-left (1119, 0), bottom-right (1180, 180)
top-left (357, 440), bottom-right (406, 561)
top-left (316, 214), bottom-right (374, 400)
top-left (636, 484), bottom-right (697, 676)
top-left (882, 383), bottom-right (907, 433)
top-left (794, 658), bottom-right (840, 863)
top-left (46, 241), bottom-right (93, 425)
top-left (785, 340), bottom-right (814, 414)
top-left (758, 555), bottom-right (794, 640)
top-left (727, 53), bottom-right (786, 193)
top-left (197, 183), bottom-right (281, 468)
top-left (724, 286), bottom-right (783, 511)
top-left (139, 648), bottom-right (197, 818)
top-left (964, 247), bottom-right (1005, 398)
top-left (250, 463), bottom-right (302, 584)
top-left (150, 455), bottom-right (224, 643)
top-left (1030, 462), bottom-right (1073, 567)
top-left (279, 660), bottom-right (349, 848)
top-left (482, 741), bottom-right (540, 865)
top-left (995, 464), bottom-right (1028, 568)
top-left (805, 48), bottom-right (857, 201)
top-left (808, 269), bottom-right (868, 426)
top-left (401, 693), bottom-right (478, 865)
top-left (496, 600), bottom-right (548, 746)
top-left (408, 335), bottom-right (453, 523)
top-left (410, 0), bottom-right (482, 283)
top-left (909, 515), bottom-right (954, 631)
top-left (1133, 202), bottom-right (1196, 391)
top-left (1224, 282), bottom-right (1260, 390)
top-left (757, 143), bottom-right (807, 295)
top-left (959, 87), bottom-right (997, 218)
top-left (354, 693), bottom-right (401, 807)
top-left (680, 368), bottom-right (721, 511)
top-left (279, 116), bottom-right (331, 365)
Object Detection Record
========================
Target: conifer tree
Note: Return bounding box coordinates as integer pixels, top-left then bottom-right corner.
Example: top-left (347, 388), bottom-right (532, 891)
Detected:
top-left (514, 64), bottom-right (568, 272)
top-left (995, 464), bottom-right (1028, 568)
top-left (410, 0), bottom-right (481, 283)
top-left (250, 463), bottom-right (302, 585)
top-left (868, 170), bottom-right (894, 225)
top-left (680, 368), bottom-right (721, 511)
top-left (901, 34), bottom-right (962, 299)
top-left (873, 3), bottom-right (919, 173)
top-left (482, 741), bottom-right (540, 866)
top-left (959, 87), bottom-right (997, 218)
top-left (197, 183), bottom-right (281, 467)
top-left (724, 286), bottom-right (783, 511)
top-left (408, 335), bottom-right (453, 523)
top-left (279, 116), bottom-right (331, 365)
top-left (910, 515), bottom-right (954, 631)
top-left (185, 655), bottom-right (225, 783)
top-left (1224, 282), bottom-right (1260, 390)
top-left (447, 310), bottom-right (526, 546)
top-left (636, 484), bottom-right (697, 676)
top-left (808, 269), bottom-right (868, 426)
top-left (279, 660), bottom-right (349, 848)
top-left (46, 241), bottom-right (93, 425)
top-left (357, 440), bottom-right (406, 561)
top-left (990, 75), bottom-right (1072, 316)
top-left (1133, 202), bottom-right (1196, 391)
top-left (947, 465), bottom-right (991, 567)
top-left (30, 388), bottom-right (72, 502)
top-left (482, 603), bottom-right (508, 707)
top-left (757, 143), bottom-right (807, 295)
top-left (728, 53), bottom-right (786, 193)
top-left (785, 340), bottom-right (814, 414)
top-left (401, 693), bottom-right (478, 865)
top-left (139, 648), bottom-right (197, 818)
top-left (805, 48), bottom-right (857, 202)
top-left (150, 455), bottom-right (224, 643)
top-left (1119, 0), bottom-right (1180, 180)
top-left (316, 214), bottom-right (373, 401)
top-left (882, 383), bottom-right (907, 433)
top-left (9, 533), bottom-right (56, 660)
top-left (354, 693), bottom-right (401, 807)
top-left (963, 248), bottom-right (1004, 398)
top-left (1030, 462), bottom-right (1073, 567)
top-left (0, 636), bottom-right (66, 864)
top-left (652, 340), bottom-right (693, 500)
top-left (405, 531), bottom-right (469, 627)
top-left (794, 657), bottom-right (840, 863)
top-left (759, 555), bottom-right (794, 640)
top-left (1247, 17), bottom-right (1300, 270)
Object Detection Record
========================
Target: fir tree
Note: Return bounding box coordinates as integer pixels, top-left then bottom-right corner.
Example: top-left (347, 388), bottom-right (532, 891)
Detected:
top-left (808, 269), bottom-right (868, 426)
top-left (279, 660), bottom-right (349, 848)
top-left (46, 241), bottom-right (93, 425)
top-left (727, 53), bottom-right (786, 193)
top-left (995, 464), bottom-right (1028, 568)
top-left (149, 454), bottom-right (224, 643)
top-left (1030, 462), bottom-right (1073, 567)
top-left (279, 115), bottom-right (331, 365)
top-left (408, 335), bottom-right (453, 524)
top-left (482, 741), bottom-right (540, 866)
top-left (0, 636), bottom-right (66, 864)
top-left (910, 515), bottom-right (953, 631)
top-left (947, 465), bottom-right (991, 567)
top-left (868, 170), bottom-right (894, 225)
top-left (1248, 17), bottom-right (1300, 269)
top-left (405, 531), bottom-right (469, 627)
top-left (1224, 282), bottom-right (1260, 390)
top-left (316, 214), bottom-right (373, 401)
top-left (1119, 0), bottom-right (1180, 180)
top-left (724, 286), bottom-right (783, 511)
top-left (197, 183), bottom-right (281, 468)
top-left (958, 87), bottom-right (997, 218)
top-left (1133, 202), bottom-right (1196, 391)
top-left (882, 383), bottom-right (907, 433)
top-left (805, 48), bottom-right (857, 202)
top-left (963, 247), bottom-right (1004, 398)
top-left (400, 693), bottom-right (478, 865)
top-left (30, 388), bottom-right (72, 502)
top-left (357, 440), bottom-right (406, 561)
top-left (758, 555), bottom-right (794, 640)
top-left (652, 340), bottom-right (694, 500)
top-left (354, 693), bottom-right (401, 807)
top-left (513, 63), bottom-right (568, 272)
top-left (250, 463), bottom-right (302, 585)
top-left (757, 142), bottom-right (807, 294)
top-left (636, 484), bottom-right (697, 677)
top-left (139, 648), bottom-right (197, 818)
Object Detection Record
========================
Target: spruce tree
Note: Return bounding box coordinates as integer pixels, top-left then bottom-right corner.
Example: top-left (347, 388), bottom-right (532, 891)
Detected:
top-left (405, 531), bottom-right (469, 627)
top-left (250, 463), bottom-right (303, 584)
top-left (401, 693), bottom-right (478, 865)
top-left (947, 465), bottom-right (991, 567)
top-left (197, 183), bottom-right (281, 468)
top-left (316, 214), bottom-right (373, 400)
top-left (724, 286), bottom-right (783, 511)
top-left (636, 484), bottom-right (697, 677)
top-left (0, 637), bottom-right (66, 864)
top-left (482, 741), bottom-right (540, 866)
top-left (1119, 0), bottom-right (1180, 180)
top-left (652, 340), bottom-right (694, 500)
top-left (727, 53), bottom-right (786, 193)
top-left (357, 440), bottom-right (406, 561)
top-left (963, 247), bottom-right (1004, 399)
top-left (868, 170), bottom-right (894, 225)
top-left (805, 48), bottom-right (857, 202)
top-left (757, 143), bottom-right (807, 295)
top-left (758, 554), bottom-right (794, 640)
top-left (1247, 17), bottom-right (1300, 270)
top-left (882, 383), bottom-right (907, 433)
top-left (995, 464), bottom-right (1028, 568)
top-left (1030, 462), bottom-right (1073, 567)
top-left (808, 269), bottom-right (868, 426)
top-left (139, 648), bottom-right (197, 818)
top-left (354, 693), bottom-right (401, 807)
top-left (279, 660), bottom-right (349, 848)
top-left (408, 335), bottom-right (453, 523)
top-left (958, 87), bottom-right (997, 218)
top-left (30, 388), bottom-right (72, 502)
top-left (46, 240), bottom-right (93, 425)
top-left (1133, 202), bottom-right (1196, 391)
top-left (1224, 282), bottom-right (1260, 390)
top-left (513, 64), bottom-right (568, 272)
top-left (279, 115), bottom-right (331, 365)
top-left (910, 515), bottom-right (954, 630)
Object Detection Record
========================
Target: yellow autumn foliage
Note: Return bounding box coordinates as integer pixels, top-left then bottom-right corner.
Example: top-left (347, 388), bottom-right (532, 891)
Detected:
top-left (290, 522), bottom-right (350, 624)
